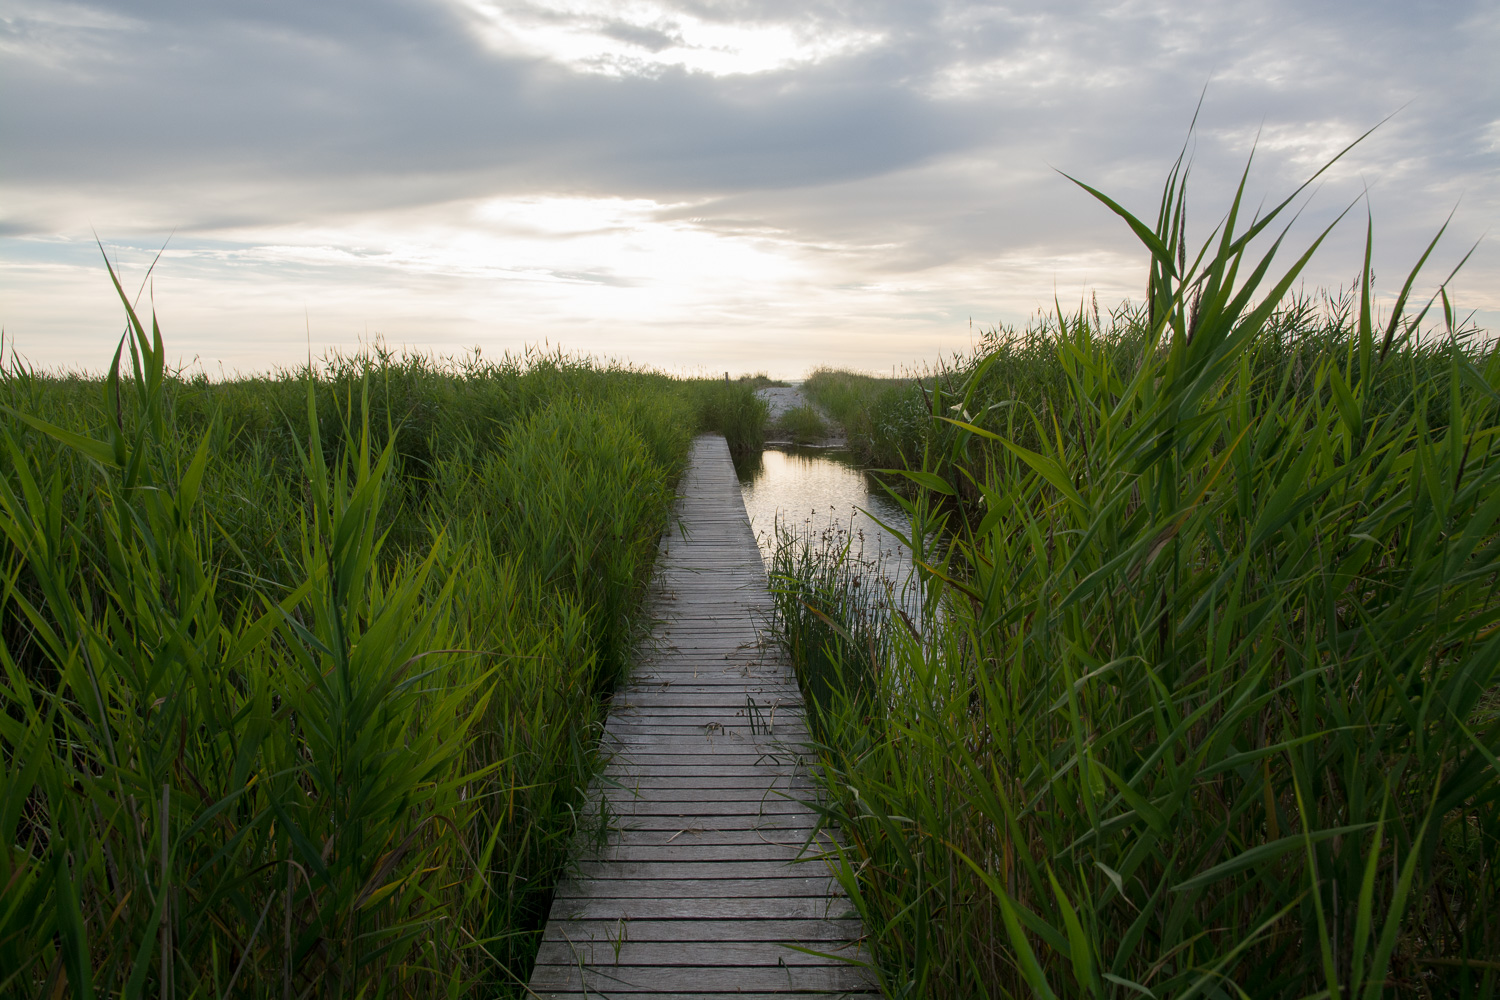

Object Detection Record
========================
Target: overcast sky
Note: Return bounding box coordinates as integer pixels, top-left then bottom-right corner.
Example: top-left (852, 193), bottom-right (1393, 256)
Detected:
top-left (2, 0), bottom-right (1496, 378)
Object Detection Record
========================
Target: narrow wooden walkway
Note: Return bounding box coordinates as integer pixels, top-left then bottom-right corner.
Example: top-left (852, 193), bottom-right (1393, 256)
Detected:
top-left (529, 435), bottom-right (878, 998)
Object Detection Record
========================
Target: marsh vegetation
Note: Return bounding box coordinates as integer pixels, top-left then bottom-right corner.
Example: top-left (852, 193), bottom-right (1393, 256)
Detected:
top-left (0, 280), bottom-right (766, 998)
top-left (773, 152), bottom-right (1500, 996)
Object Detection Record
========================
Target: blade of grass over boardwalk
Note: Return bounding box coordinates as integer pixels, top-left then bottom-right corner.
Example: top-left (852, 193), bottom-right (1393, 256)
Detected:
top-left (0, 286), bottom-right (767, 997)
top-left (771, 150), bottom-right (1500, 996)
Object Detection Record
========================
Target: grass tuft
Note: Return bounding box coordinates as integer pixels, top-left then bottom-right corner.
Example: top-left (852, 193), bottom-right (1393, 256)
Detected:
top-left (769, 404), bottom-right (831, 445)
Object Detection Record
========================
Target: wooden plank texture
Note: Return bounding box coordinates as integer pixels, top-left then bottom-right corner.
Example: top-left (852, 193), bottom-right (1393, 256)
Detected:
top-left (528, 435), bottom-right (877, 997)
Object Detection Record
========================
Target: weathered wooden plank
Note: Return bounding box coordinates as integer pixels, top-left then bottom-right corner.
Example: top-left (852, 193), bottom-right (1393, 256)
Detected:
top-left (608, 713), bottom-right (800, 724)
top-left (608, 697), bottom-right (802, 711)
top-left (595, 819), bottom-right (832, 839)
top-left (603, 727), bottom-right (808, 741)
top-left (591, 815), bottom-right (821, 832)
top-left (599, 771), bottom-right (814, 788)
top-left (593, 786), bottom-right (816, 803)
top-left (591, 816), bottom-right (825, 836)
top-left (596, 769), bottom-right (820, 786)
top-left (596, 768), bottom-right (814, 783)
top-left (640, 647), bottom-right (780, 655)
top-left (604, 744), bottom-right (813, 758)
top-left (647, 628), bottom-right (775, 635)
top-left (604, 720), bottom-right (807, 734)
top-left (594, 794), bottom-right (817, 811)
top-left (602, 744), bottom-right (810, 759)
top-left (648, 635), bottom-right (770, 643)
top-left (609, 710), bottom-right (799, 725)
top-left (610, 699), bottom-right (799, 711)
top-left (534, 994), bottom-right (868, 1000)
top-left (575, 843), bottom-right (837, 864)
top-left (630, 652), bottom-right (782, 662)
top-left (606, 712), bottom-right (801, 725)
top-left (546, 896), bottom-right (859, 922)
top-left (598, 763), bottom-right (824, 777)
top-left (587, 828), bottom-right (837, 848)
top-left (592, 818), bottom-right (821, 838)
top-left (607, 718), bottom-right (801, 734)
top-left (609, 699), bottom-right (802, 713)
top-left (601, 761), bottom-right (815, 777)
top-left (607, 722), bottom-right (805, 737)
top-left (602, 756), bottom-right (813, 771)
top-left (597, 778), bottom-right (822, 795)
top-left (600, 731), bottom-right (810, 746)
top-left (643, 652), bottom-right (776, 661)
top-left (597, 765), bottom-right (822, 780)
top-left (535, 938), bottom-right (864, 966)
top-left (591, 816), bottom-right (826, 836)
top-left (600, 758), bottom-right (813, 772)
top-left (627, 658), bottom-right (785, 666)
top-left (628, 663), bottom-right (787, 672)
top-left (619, 673), bottom-right (793, 685)
top-left (621, 681), bottom-right (794, 692)
top-left (565, 859), bottom-right (838, 881)
top-left (537, 916), bottom-right (862, 944)
top-left (622, 680), bottom-right (789, 691)
top-left (529, 963), bottom-right (872, 992)
top-left (594, 798), bottom-right (814, 817)
top-left (552, 876), bottom-right (842, 900)
top-left (644, 639), bottom-right (770, 649)
top-left (605, 730), bottom-right (800, 743)
top-left (657, 566), bottom-right (774, 575)
top-left (621, 672), bottom-right (792, 682)
top-left (608, 705), bottom-right (802, 716)
top-left (595, 782), bottom-right (817, 798)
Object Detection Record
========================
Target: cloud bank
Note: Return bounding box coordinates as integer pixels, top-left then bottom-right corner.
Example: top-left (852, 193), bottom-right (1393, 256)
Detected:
top-left (1, 0), bottom-right (1495, 376)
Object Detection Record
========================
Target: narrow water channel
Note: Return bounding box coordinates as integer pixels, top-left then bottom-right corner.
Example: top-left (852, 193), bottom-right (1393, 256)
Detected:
top-left (736, 446), bottom-right (914, 586)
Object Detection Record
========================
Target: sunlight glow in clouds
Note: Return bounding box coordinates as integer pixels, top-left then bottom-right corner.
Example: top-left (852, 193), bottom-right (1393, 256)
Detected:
top-left (240, 195), bottom-right (805, 296)
top-left (472, 195), bottom-right (688, 237)
top-left (448, 0), bottom-right (881, 77)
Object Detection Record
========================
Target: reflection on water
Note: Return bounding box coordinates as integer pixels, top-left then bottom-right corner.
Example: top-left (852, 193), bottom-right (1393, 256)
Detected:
top-left (737, 447), bottom-right (913, 584)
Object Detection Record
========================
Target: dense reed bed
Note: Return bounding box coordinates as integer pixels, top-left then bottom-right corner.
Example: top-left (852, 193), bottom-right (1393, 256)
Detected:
top-left (767, 404), bottom-right (831, 446)
top-left (688, 376), bottom-right (770, 456)
top-left (0, 281), bottom-right (766, 998)
top-left (772, 153), bottom-right (1500, 996)
top-left (802, 368), bottom-right (923, 464)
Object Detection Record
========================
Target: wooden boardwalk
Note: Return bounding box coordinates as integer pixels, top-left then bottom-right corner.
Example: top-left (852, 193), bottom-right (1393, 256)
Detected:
top-left (528, 435), bottom-right (878, 998)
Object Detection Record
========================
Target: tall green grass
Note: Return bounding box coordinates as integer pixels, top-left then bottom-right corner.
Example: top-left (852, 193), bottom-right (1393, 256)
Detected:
top-left (768, 404), bottom-right (831, 446)
top-left (685, 377), bottom-right (769, 455)
top-left (802, 368), bottom-right (925, 465)
top-left (0, 277), bottom-right (756, 996)
top-left (772, 149), bottom-right (1500, 996)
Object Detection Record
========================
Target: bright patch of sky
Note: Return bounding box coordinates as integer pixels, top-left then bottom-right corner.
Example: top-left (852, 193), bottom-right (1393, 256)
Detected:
top-left (449, 0), bottom-right (881, 77)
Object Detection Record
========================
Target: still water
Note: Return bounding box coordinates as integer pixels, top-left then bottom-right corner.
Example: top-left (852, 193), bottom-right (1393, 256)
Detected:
top-left (736, 447), bottom-right (913, 584)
